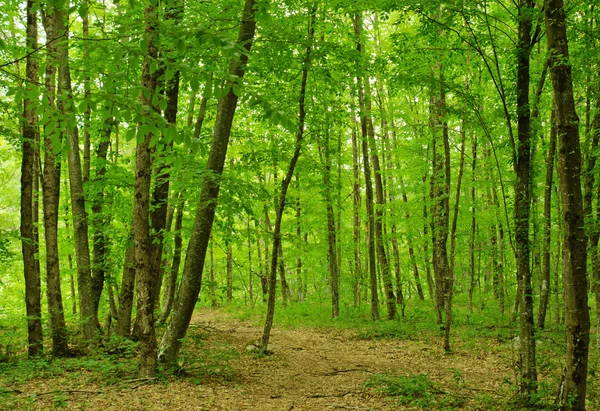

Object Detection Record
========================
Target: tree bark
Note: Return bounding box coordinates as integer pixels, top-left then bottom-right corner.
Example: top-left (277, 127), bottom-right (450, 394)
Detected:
top-left (135, 2), bottom-right (160, 378)
top-left (537, 111), bottom-right (556, 329)
top-left (545, 0), bottom-right (591, 408)
top-left (40, 4), bottom-right (69, 357)
top-left (159, 193), bottom-right (185, 324)
top-left (158, 0), bottom-right (257, 364)
top-left (21, 0), bottom-right (43, 357)
top-left (515, 0), bottom-right (537, 398)
top-left (115, 233), bottom-right (135, 338)
top-left (319, 130), bottom-right (340, 318)
top-left (56, 7), bottom-right (98, 344)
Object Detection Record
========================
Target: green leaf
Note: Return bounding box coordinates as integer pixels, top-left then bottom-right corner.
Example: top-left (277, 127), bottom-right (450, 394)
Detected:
top-left (165, 68), bottom-right (175, 82)
top-left (126, 127), bottom-right (137, 142)
top-left (78, 99), bottom-right (88, 113)
top-left (190, 78), bottom-right (199, 92)
top-left (140, 39), bottom-right (148, 54)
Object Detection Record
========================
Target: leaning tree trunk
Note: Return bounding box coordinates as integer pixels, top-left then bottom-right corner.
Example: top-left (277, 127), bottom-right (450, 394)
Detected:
top-left (21, 0), bottom-right (43, 357)
top-left (261, 8), bottom-right (315, 352)
top-left (158, 0), bottom-right (258, 364)
top-left (55, 7), bottom-right (98, 344)
top-left (545, 0), bottom-right (591, 408)
top-left (41, 4), bottom-right (68, 357)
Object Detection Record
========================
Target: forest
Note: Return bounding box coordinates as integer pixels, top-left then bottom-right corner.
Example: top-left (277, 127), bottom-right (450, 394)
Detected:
top-left (0, 0), bottom-right (599, 409)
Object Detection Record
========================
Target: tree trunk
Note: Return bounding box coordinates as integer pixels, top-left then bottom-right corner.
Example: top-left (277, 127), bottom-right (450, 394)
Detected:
top-left (159, 193), bottom-right (185, 324)
top-left (469, 136), bottom-right (477, 312)
top-left (158, 0), bottom-right (257, 364)
top-left (41, 5), bottom-right (68, 357)
top-left (354, 12), bottom-right (380, 321)
top-left (261, 8), bottom-right (314, 352)
top-left (134, 1), bottom-right (161, 378)
top-left (90, 119), bottom-right (112, 316)
top-left (226, 241), bottom-right (233, 303)
top-left (545, 0), bottom-right (591, 408)
top-left (21, 0), bottom-right (43, 357)
top-left (537, 111), bottom-right (556, 329)
top-left (515, 1), bottom-right (537, 397)
top-left (115, 233), bottom-right (135, 338)
top-left (430, 68), bottom-right (450, 327)
top-left (351, 125), bottom-right (362, 307)
top-left (56, 7), bottom-right (98, 343)
top-left (320, 130), bottom-right (340, 318)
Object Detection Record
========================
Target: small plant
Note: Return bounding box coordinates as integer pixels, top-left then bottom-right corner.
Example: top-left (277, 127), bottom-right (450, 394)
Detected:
top-left (364, 372), bottom-right (442, 408)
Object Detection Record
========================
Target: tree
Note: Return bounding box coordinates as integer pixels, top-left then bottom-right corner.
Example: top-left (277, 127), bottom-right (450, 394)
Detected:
top-left (158, 0), bottom-right (258, 364)
top-left (21, 0), bottom-right (43, 357)
top-left (545, 0), bottom-right (590, 408)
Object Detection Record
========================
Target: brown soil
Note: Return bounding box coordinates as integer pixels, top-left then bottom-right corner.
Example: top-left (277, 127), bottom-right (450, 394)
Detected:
top-left (5, 308), bottom-right (517, 410)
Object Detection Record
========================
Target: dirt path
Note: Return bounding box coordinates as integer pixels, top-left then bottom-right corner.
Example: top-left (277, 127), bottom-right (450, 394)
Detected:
top-left (7, 308), bottom-right (515, 410)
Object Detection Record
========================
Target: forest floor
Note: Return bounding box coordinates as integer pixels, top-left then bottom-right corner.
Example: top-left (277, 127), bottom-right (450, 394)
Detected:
top-left (1, 308), bottom-right (542, 410)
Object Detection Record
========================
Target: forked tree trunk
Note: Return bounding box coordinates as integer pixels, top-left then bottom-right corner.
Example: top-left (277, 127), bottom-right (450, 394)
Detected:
top-left (158, 0), bottom-right (258, 364)
top-left (545, 0), bottom-right (591, 408)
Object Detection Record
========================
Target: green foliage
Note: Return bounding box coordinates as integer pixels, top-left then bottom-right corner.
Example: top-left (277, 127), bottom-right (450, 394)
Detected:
top-left (364, 372), bottom-right (464, 409)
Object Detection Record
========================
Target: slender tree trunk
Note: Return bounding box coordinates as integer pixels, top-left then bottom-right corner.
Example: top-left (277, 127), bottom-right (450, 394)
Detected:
top-left (159, 193), bottom-right (185, 324)
top-left (158, 0), bottom-right (257, 364)
top-left (469, 136), bottom-right (477, 312)
top-left (226, 241), bottom-right (233, 303)
top-left (56, 7), bottom-right (98, 343)
top-left (21, 0), bottom-right (43, 357)
top-left (545, 1), bottom-right (591, 408)
top-left (295, 175), bottom-right (303, 302)
top-left (149, 1), bottom-right (182, 309)
top-left (261, 8), bottom-right (314, 352)
top-left (354, 13), bottom-right (380, 321)
top-left (319, 130), bottom-right (340, 318)
top-left (90, 119), bottom-right (112, 316)
top-left (209, 236), bottom-right (217, 307)
top-left (399, 177), bottom-right (424, 301)
top-left (538, 111), bottom-right (556, 329)
top-left (351, 125), bottom-right (362, 307)
top-left (445, 110), bottom-right (467, 352)
top-left (41, 5), bottom-right (68, 356)
top-left (430, 68), bottom-right (450, 327)
top-left (115, 233), bottom-right (135, 338)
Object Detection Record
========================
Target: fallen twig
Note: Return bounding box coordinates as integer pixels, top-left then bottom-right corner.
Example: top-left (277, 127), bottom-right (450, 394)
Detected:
top-left (0, 388), bottom-right (22, 395)
top-left (326, 404), bottom-right (370, 411)
top-left (131, 378), bottom-right (157, 389)
top-left (32, 389), bottom-right (104, 397)
top-left (322, 368), bottom-right (373, 376)
top-left (307, 391), bottom-right (359, 398)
